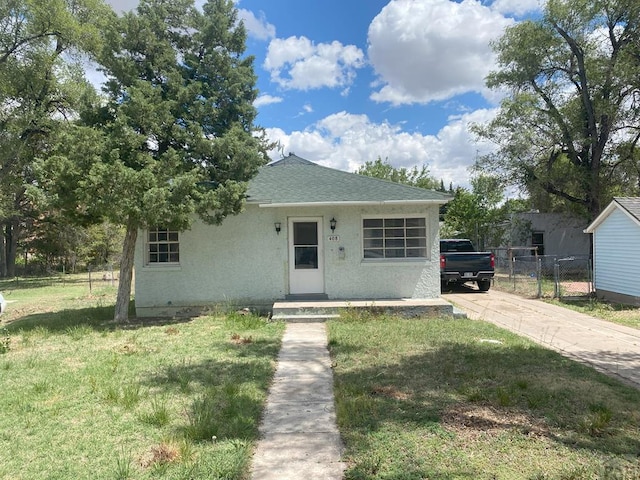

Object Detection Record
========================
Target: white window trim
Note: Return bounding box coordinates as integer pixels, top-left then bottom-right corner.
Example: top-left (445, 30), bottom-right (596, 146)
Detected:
top-left (360, 214), bottom-right (430, 263)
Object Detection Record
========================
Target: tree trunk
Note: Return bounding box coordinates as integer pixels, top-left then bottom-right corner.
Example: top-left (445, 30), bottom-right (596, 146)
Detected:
top-left (0, 229), bottom-right (6, 277)
top-left (5, 221), bottom-right (18, 278)
top-left (114, 221), bottom-right (138, 322)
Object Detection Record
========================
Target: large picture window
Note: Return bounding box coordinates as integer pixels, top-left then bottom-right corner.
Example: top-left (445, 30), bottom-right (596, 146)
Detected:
top-left (147, 228), bottom-right (179, 264)
top-left (363, 217), bottom-right (427, 259)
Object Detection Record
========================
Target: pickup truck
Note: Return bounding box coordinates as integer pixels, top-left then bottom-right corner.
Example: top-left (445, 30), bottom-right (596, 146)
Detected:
top-left (440, 239), bottom-right (495, 291)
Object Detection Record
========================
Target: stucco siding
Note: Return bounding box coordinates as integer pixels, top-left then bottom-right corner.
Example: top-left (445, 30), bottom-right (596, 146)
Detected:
top-left (517, 213), bottom-right (590, 257)
top-left (135, 203), bottom-right (441, 316)
top-left (593, 208), bottom-right (640, 297)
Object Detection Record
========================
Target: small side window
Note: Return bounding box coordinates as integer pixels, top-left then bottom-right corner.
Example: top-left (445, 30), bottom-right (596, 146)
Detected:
top-left (147, 228), bottom-right (180, 264)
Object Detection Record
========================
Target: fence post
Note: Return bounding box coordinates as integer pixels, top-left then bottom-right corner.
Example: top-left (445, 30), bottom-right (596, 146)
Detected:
top-left (88, 266), bottom-right (92, 293)
top-left (537, 258), bottom-right (542, 298)
top-left (553, 261), bottom-right (560, 298)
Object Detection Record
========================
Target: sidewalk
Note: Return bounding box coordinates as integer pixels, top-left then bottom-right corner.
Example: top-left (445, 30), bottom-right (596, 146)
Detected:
top-left (446, 289), bottom-right (640, 389)
top-left (250, 322), bottom-right (345, 480)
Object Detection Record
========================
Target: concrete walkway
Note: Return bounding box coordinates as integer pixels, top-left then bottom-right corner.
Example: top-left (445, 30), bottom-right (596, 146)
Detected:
top-left (445, 288), bottom-right (640, 388)
top-left (250, 322), bottom-right (345, 480)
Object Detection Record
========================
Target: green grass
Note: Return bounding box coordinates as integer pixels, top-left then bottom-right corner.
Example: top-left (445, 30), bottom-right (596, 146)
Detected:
top-left (0, 276), bottom-right (284, 480)
top-left (547, 298), bottom-right (640, 330)
top-left (328, 311), bottom-right (640, 479)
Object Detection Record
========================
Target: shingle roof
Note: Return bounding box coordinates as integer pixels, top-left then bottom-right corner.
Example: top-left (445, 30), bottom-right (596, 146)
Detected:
top-left (584, 197), bottom-right (640, 233)
top-left (614, 197), bottom-right (640, 222)
top-left (246, 154), bottom-right (451, 206)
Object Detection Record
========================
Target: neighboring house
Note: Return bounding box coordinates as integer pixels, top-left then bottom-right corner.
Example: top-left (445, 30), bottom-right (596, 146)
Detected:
top-left (134, 154), bottom-right (451, 317)
top-left (509, 212), bottom-right (591, 257)
top-left (584, 197), bottom-right (640, 305)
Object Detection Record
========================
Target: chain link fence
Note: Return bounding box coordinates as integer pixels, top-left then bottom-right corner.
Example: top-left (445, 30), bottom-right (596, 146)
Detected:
top-left (4, 264), bottom-right (119, 292)
top-left (490, 248), bottom-right (593, 299)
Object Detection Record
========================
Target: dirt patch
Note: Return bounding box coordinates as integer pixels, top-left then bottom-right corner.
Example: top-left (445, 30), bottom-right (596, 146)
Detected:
top-left (370, 385), bottom-right (411, 401)
top-left (442, 404), bottom-right (551, 439)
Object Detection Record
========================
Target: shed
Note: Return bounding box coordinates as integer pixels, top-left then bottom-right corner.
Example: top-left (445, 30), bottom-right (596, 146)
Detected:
top-left (584, 197), bottom-right (640, 305)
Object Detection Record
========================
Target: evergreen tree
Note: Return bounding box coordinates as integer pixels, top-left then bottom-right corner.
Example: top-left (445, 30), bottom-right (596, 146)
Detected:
top-left (43, 0), bottom-right (270, 321)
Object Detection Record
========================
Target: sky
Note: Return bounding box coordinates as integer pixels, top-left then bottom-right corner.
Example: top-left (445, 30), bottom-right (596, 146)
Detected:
top-left (104, 0), bottom-right (545, 189)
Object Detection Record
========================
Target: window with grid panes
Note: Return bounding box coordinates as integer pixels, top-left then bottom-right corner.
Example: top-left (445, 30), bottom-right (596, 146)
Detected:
top-left (363, 217), bottom-right (427, 259)
top-left (147, 228), bottom-right (179, 264)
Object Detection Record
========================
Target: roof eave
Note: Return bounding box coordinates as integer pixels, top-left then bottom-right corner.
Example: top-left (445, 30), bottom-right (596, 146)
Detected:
top-left (584, 198), bottom-right (640, 233)
top-left (252, 199), bottom-right (449, 208)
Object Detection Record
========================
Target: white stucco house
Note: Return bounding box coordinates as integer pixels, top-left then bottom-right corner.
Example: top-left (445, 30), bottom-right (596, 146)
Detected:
top-left (584, 197), bottom-right (640, 305)
top-left (134, 154), bottom-right (452, 317)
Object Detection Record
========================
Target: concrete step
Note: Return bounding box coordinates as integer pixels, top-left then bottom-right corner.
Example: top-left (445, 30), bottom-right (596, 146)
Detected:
top-left (271, 313), bottom-right (340, 323)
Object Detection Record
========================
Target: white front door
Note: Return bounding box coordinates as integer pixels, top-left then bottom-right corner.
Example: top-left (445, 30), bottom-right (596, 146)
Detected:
top-left (289, 217), bottom-right (324, 294)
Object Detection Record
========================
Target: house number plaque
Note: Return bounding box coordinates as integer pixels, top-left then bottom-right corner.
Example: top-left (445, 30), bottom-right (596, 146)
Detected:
top-left (328, 235), bottom-right (340, 242)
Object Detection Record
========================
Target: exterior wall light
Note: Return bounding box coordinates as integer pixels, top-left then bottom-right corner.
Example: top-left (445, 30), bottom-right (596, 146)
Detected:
top-left (274, 222), bottom-right (281, 234)
top-left (330, 217), bottom-right (337, 232)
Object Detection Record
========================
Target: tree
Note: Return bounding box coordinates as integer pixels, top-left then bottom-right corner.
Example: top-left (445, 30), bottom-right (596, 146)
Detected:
top-left (42, 0), bottom-right (269, 321)
top-left (356, 157), bottom-right (440, 190)
top-left (474, 0), bottom-right (640, 221)
top-left (441, 175), bottom-right (526, 250)
top-left (0, 0), bottom-right (110, 277)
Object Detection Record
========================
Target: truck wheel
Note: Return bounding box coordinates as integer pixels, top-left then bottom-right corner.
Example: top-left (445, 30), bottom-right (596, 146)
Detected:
top-left (477, 280), bottom-right (491, 292)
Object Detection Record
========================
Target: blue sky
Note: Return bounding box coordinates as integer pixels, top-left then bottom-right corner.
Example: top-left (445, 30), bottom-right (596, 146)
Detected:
top-left (106, 0), bottom-right (545, 187)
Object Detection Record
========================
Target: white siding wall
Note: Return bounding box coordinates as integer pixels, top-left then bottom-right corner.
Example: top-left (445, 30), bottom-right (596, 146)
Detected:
top-left (135, 203), bottom-right (442, 316)
top-left (593, 208), bottom-right (640, 296)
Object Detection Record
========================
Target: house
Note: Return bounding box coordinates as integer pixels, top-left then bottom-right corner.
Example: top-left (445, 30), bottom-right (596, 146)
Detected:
top-left (134, 154), bottom-right (452, 317)
top-left (510, 212), bottom-right (590, 257)
top-left (584, 197), bottom-right (640, 305)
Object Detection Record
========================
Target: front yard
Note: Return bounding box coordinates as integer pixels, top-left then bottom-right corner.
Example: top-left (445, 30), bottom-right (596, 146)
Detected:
top-left (1, 276), bottom-right (640, 479)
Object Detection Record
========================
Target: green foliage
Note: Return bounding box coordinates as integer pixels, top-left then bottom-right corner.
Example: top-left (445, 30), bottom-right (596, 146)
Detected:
top-left (0, 0), bottom-right (113, 277)
top-left (474, 0), bottom-right (640, 220)
top-left (36, 0), bottom-right (271, 320)
top-left (441, 174), bottom-right (526, 249)
top-left (356, 157), bottom-right (440, 190)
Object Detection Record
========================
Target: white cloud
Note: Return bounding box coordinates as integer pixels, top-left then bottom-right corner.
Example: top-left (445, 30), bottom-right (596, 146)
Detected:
top-left (368, 0), bottom-right (513, 105)
top-left (264, 36), bottom-right (365, 90)
top-left (265, 109), bottom-right (499, 188)
top-left (254, 94), bottom-right (283, 107)
top-left (237, 8), bottom-right (276, 40)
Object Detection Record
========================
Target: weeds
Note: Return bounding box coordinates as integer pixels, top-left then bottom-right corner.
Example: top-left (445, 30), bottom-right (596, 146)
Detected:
top-left (0, 328), bottom-right (10, 354)
top-left (139, 396), bottom-right (170, 427)
top-left (114, 448), bottom-right (133, 480)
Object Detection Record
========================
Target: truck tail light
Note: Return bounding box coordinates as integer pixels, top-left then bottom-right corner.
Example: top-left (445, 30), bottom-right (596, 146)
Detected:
top-left (440, 254), bottom-right (445, 269)
top-left (490, 253), bottom-right (495, 268)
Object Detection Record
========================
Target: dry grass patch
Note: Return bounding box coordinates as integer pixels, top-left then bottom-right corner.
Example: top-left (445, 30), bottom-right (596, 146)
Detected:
top-left (442, 404), bottom-right (551, 440)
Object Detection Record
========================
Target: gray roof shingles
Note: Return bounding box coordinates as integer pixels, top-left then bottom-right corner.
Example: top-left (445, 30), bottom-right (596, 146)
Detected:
top-left (615, 197), bottom-right (640, 222)
top-left (246, 154), bottom-right (451, 205)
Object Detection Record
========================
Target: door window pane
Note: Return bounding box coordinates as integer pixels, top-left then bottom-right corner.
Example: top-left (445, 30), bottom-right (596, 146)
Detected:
top-left (295, 246), bottom-right (318, 269)
top-left (294, 222), bottom-right (317, 246)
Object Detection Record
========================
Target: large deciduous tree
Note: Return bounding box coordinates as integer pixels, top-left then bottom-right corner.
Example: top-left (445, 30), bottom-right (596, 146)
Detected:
top-left (474, 0), bottom-right (640, 221)
top-left (45, 0), bottom-right (270, 321)
top-left (0, 0), bottom-right (110, 277)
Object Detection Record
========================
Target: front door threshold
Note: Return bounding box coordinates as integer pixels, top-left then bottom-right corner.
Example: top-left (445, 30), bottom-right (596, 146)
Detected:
top-left (285, 293), bottom-right (329, 301)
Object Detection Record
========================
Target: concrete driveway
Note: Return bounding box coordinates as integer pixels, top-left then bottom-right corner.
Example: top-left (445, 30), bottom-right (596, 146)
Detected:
top-left (444, 287), bottom-right (640, 389)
